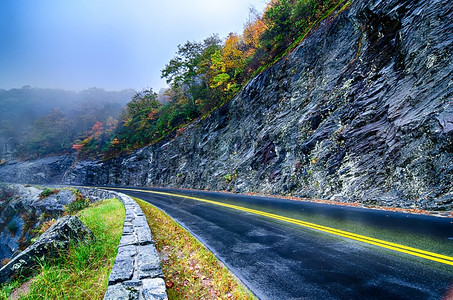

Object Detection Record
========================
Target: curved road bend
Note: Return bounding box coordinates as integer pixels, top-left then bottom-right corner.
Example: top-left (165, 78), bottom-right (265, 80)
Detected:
top-left (102, 186), bottom-right (453, 299)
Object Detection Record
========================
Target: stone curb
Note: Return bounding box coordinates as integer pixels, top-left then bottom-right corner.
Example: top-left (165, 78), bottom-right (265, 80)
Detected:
top-left (77, 188), bottom-right (167, 300)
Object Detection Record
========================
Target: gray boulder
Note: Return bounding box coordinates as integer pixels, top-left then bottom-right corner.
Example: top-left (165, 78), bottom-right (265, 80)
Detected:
top-left (0, 215), bottom-right (94, 283)
top-left (0, 185), bottom-right (79, 260)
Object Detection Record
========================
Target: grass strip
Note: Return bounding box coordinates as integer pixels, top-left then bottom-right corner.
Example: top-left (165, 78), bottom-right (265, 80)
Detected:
top-left (0, 198), bottom-right (125, 299)
top-left (135, 198), bottom-right (256, 300)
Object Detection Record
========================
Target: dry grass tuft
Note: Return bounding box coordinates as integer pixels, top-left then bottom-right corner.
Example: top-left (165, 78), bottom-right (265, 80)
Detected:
top-left (136, 198), bottom-right (256, 300)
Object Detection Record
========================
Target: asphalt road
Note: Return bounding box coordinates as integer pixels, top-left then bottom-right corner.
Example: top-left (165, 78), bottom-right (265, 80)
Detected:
top-left (106, 186), bottom-right (453, 299)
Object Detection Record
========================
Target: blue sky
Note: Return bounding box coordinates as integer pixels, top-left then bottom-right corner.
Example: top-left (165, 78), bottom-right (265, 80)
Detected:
top-left (0, 0), bottom-right (267, 91)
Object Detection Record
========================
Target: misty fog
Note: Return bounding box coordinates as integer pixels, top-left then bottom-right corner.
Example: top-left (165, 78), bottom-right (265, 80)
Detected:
top-left (0, 87), bottom-right (135, 160)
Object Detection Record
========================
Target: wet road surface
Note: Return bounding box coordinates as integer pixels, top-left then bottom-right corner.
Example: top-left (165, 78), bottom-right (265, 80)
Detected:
top-left (105, 186), bottom-right (453, 299)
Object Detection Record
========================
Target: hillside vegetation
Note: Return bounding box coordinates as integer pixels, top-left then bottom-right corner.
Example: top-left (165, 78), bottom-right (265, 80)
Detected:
top-left (75, 0), bottom-right (347, 158)
top-left (1, 1), bottom-right (347, 161)
top-left (0, 87), bottom-right (134, 159)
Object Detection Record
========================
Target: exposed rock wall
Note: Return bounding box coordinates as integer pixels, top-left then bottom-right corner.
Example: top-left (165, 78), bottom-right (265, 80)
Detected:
top-left (0, 156), bottom-right (74, 184)
top-left (1, 0), bottom-right (452, 210)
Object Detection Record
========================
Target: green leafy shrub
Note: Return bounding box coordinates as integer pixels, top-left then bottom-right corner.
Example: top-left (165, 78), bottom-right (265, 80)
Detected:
top-left (224, 174), bottom-right (233, 182)
top-left (39, 188), bottom-right (59, 200)
top-left (65, 198), bottom-right (90, 215)
top-left (7, 220), bottom-right (18, 235)
top-left (65, 193), bottom-right (90, 215)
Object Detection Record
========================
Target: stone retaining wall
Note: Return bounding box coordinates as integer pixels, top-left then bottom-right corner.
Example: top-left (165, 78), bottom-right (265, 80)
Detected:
top-left (78, 188), bottom-right (167, 300)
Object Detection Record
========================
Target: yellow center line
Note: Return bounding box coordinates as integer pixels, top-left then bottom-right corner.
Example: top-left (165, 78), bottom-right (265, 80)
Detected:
top-left (96, 186), bottom-right (453, 266)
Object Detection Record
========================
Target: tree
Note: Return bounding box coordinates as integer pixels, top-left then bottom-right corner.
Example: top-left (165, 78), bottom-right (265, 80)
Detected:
top-left (161, 41), bottom-right (204, 87)
top-left (123, 89), bottom-right (161, 130)
top-left (90, 121), bottom-right (104, 139)
top-left (18, 108), bottom-right (73, 157)
top-left (105, 116), bottom-right (119, 133)
top-left (243, 7), bottom-right (267, 59)
top-left (161, 41), bottom-right (204, 109)
top-left (205, 33), bottom-right (245, 103)
top-left (223, 33), bottom-right (245, 79)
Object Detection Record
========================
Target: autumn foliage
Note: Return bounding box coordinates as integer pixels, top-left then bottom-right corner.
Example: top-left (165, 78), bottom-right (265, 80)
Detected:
top-left (77, 0), bottom-right (346, 158)
top-left (71, 144), bottom-right (83, 151)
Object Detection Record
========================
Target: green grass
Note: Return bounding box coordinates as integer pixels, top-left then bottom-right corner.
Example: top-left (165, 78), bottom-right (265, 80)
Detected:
top-left (39, 188), bottom-right (59, 200)
top-left (0, 280), bottom-right (21, 300)
top-left (0, 198), bottom-right (125, 299)
top-left (135, 198), bottom-right (256, 300)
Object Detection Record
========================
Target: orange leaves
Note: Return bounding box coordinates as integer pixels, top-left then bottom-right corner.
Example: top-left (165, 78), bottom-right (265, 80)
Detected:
top-left (91, 121), bottom-right (104, 139)
top-left (176, 126), bottom-right (186, 137)
top-left (71, 144), bottom-right (83, 151)
top-left (165, 281), bottom-right (174, 288)
top-left (110, 138), bottom-right (120, 146)
top-left (243, 13), bottom-right (266, 58)
top-left (147, 109), bottom-right (159, 121)
top-left (72, 115), bottom-right (120, 156)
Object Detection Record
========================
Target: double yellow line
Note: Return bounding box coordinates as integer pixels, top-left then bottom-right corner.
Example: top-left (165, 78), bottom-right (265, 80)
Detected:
top-left (102, 187), bottom-right (453, 266)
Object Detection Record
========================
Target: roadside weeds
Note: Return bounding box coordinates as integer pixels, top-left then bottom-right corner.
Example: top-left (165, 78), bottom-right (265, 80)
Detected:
top-left (136, 198), bottom-right (256, 300)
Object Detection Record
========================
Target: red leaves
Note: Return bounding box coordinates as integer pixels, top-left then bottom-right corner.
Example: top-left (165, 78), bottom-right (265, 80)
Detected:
top-left (91, 121), bottom-right (104, 138)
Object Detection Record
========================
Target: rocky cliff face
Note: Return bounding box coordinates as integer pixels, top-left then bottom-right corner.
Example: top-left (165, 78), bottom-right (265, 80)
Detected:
top-left (2, 0), bottom-right (452, 210)
top-left (0, 156), bottom-right (74, 184)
